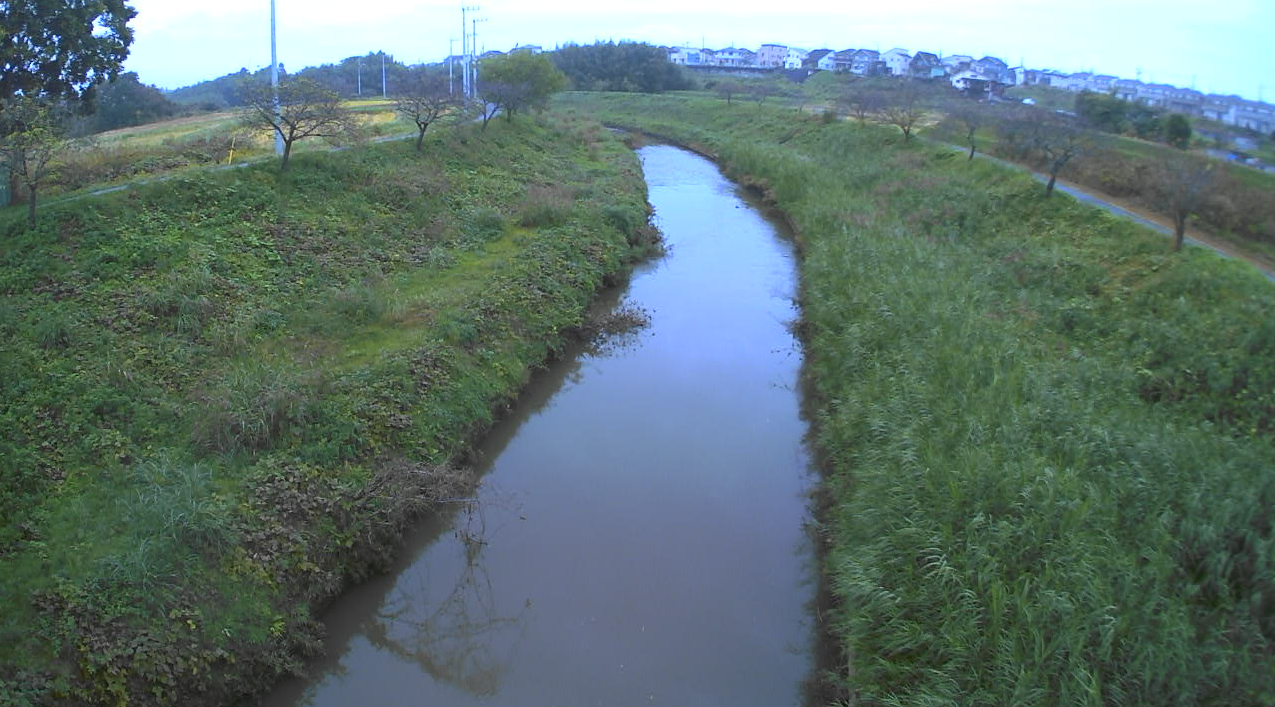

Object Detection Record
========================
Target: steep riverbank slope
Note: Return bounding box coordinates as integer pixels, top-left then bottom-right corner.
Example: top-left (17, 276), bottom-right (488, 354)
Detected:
top-left (0, 114), bottom-right (653, 705)
top-left (559, 92), bottom-right (1274, 705)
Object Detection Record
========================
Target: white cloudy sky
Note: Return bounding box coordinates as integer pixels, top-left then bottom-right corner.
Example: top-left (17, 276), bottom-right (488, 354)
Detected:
top-left (123, 0), bottom-right (1274, 100)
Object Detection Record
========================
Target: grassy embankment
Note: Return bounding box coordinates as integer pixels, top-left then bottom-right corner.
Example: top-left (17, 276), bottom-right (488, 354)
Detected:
top-left (35, 100), bottom-right (414, 201)
top-left (0, 112), bottom-right (653, 705)
top-left (558, 91), bottom-right (1274, 705)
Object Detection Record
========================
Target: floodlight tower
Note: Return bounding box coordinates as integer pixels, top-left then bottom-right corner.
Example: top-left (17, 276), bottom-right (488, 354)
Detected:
top-left (271, 0), bottom-right (283, 155)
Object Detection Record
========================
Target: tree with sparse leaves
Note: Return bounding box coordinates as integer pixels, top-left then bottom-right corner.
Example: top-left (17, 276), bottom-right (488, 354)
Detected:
top-left (239, 78), bottom-right (354, 169)
top-left (881, 85), bottom-right (926, 141)
top-left (1154, 154), bottom-right (1215, 252)
top-left (0, 97), bottom-right (73, 226)
top-left (947, 100), bottom-right (988, 160)
top-left (394, 71), bottom-right (457, 151)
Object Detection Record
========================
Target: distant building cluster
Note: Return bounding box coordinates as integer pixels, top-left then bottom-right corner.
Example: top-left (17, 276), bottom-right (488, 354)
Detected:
top-left (664, 44), bottom-right (1275, 133)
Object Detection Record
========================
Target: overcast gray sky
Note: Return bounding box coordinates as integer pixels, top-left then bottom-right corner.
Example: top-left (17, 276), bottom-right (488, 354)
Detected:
top-left (123, 0), bottom-right (1274, 101)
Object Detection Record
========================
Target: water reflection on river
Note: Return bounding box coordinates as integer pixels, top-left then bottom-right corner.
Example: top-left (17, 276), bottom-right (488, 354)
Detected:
top-left (260, 143), bottom-right (821, 706)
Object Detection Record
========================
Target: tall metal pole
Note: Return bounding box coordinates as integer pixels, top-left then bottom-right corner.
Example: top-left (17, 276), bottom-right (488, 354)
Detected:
top-left (271, 0), bottom-right (283, 155)
top-left (381, 52), bottom-right (387, 98)
top-left (449, 38), bottom-right (455, 95)
top-left (357, 58), bottom-right (362, 96)
top-left (461, 6), bottom-right (480, 99)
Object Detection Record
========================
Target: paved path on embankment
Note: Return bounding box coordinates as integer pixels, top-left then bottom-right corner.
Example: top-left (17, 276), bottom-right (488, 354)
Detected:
top-left (936, 141), bottom-right (1275, 283)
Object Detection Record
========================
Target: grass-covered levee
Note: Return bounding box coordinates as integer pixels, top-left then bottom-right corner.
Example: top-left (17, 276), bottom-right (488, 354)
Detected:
top-left (557, 92), bottom-right (1274, 706)
top-left (0, 113), bottom-right (656, 705)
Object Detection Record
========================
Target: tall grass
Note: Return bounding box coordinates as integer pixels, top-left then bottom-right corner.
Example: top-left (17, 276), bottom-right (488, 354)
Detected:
top-left (559, 92), bottom-right (1275, 705)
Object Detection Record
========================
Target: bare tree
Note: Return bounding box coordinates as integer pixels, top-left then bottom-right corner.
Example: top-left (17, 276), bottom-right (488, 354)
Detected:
top-left (1031, 114), bottom-right (1090, 198)
top-left (1154, 154), bottom-right (1215, 252)
top-left (881, 85), bottom-right (926, 141)
top-left (839, 88), bottom-right (885, 123)
top-left (239, 77), bottom-right (354, 169)
top-left (947, 101), bottom-right (988, 160)
top-left (0, 97), bottom-right (74, 226)
top-left (714, 80), bottom-right (743, 106)
top-left (395, 73), bottom-right (457, 151)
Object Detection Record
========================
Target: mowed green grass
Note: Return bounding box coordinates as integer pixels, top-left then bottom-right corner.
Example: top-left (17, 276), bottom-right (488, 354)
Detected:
top-left (0, 112), bottom-right (652, 705)
top-left (558, 91), bottom-right (1274, 706)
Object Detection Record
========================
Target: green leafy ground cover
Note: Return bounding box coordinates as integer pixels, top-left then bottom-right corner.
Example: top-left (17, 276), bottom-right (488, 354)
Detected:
top-left (558, 91), bottom-right (1274, 705)
top-left (0, 113), bottom-right (653, 705)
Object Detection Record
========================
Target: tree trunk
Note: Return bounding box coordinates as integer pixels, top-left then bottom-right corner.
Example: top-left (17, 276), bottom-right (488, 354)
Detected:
top-left (1173, 214), bottom-right (1187, 252)
top-left (27, 186), bottom-right (37, 227)
top-left (416, 128), bottom-right (426, 152)
top-left (281, 141), bottom-right (292, 170)
top-left (968, 142), bottom-right (975, 160)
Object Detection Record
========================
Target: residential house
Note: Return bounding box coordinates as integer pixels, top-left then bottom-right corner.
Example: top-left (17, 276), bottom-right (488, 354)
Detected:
top-left (785, 47), bottom-right (810, 69)
top-left (804, 49), bottom-right (837, 71)
top-left (972, 56), bottom-right (1009, 83)
top-left (909, 51), bottom-right (940, 78)
top-left (1006, 66), bottom-right (1028, 85)
top-left (940, 54), bottom-right (973, 72)
top-left (1202, 95), bottom-right (1275, 132)
top-left (1111, 79), bottom-right (1141, 101)
top-left (1089, 74), bottom-right (1118, 92)
top-left (880, 48), bottom-right (912, 76)
top-left (700, 48), bottom-right (717, 66)
top-left (715, 47), bottom-right (756, 67)
top-left (510, 44), bottom-right (542, 54)
top-left (668, 47), bottom-right (705, 66)
top-left (833, 49), bottom-right (857, 72)
top-left (757, 44), bottom-right (788, 68)
top-left (951, 69), bottom-right (1008, 98)
top-left (850, 49), bottom-right (880, 75)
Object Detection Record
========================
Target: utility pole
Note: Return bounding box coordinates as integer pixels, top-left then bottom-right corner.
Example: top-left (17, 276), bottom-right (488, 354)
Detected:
top-left (381, 51), bottom-right (387, 98)
top-left (271, 0), bottom-right (282, 156)
top-left (357, 57), bottom-right (362, 96)
top-left (472, 17), bottom-right (487, 94)
top-left (461, 5), bottom-right (480, 99)
top-left (449, 37), bottom-right (455, 95)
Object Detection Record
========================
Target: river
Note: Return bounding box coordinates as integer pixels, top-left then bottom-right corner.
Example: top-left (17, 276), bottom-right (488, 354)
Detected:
top-left (260, 142), bottom-right (823, 706)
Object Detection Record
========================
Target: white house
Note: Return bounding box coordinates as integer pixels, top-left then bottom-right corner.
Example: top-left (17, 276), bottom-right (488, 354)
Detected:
top-left (784, 47), bottom-right (809, 69)
top-left (880, 48), bottom-right (912, 76)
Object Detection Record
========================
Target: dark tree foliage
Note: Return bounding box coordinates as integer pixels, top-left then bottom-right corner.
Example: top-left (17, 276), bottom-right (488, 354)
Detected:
top-left (1155, 154), bottom-right (1215, 251)
top-left (550, 42), bottom-right (691, 93)
top-left (1074, 90), bottom-right (1127, 133)
top-left (295, 52), bottom-right (415, 98)
top-left (89, 72), bottom-right (178, 133)
top-left (1165, 113), bottom-right (1192, 149)
top-left (1126, 102), bottom-right (1164, 140)
top-left (0, 0), bottom-right (136, 103)
top-left (169, 67), bottom-right (281, 110)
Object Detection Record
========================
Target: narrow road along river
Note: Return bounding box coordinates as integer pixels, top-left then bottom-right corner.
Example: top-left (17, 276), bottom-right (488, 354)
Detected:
top-left (261, 143), bottom-right (823, 706)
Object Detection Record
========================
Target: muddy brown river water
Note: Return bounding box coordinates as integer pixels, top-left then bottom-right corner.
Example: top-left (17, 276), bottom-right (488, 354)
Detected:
top-left (259, 143), bottom-right (823, 706)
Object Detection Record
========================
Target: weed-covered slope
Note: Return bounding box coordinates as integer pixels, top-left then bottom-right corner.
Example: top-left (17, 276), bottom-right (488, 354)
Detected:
top-left (559, 92), bottom-right (1274, 705)
top-left (0, 114), bottom-right (652, 705)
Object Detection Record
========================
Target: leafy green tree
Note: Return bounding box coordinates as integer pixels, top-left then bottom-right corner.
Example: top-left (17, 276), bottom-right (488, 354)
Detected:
top-left (550, 42), bottom-right (690, 93)
top-left (1074, 90), bottom-right (1127, 133)
top-left (477, 52), bottom-right (567, 123)
top-left (1126, 102), bottom-right (1164, 140)
top-left (0, 0), bottom-right (136, 103)
top-left (89, 72), bottom-right (178, 133)
top-left (0, 97), bottom-right (73, 225)
top-left (1165, 113), bottom-right (1192, 149)
top-left (239, 78), bottom-right (354, 169)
